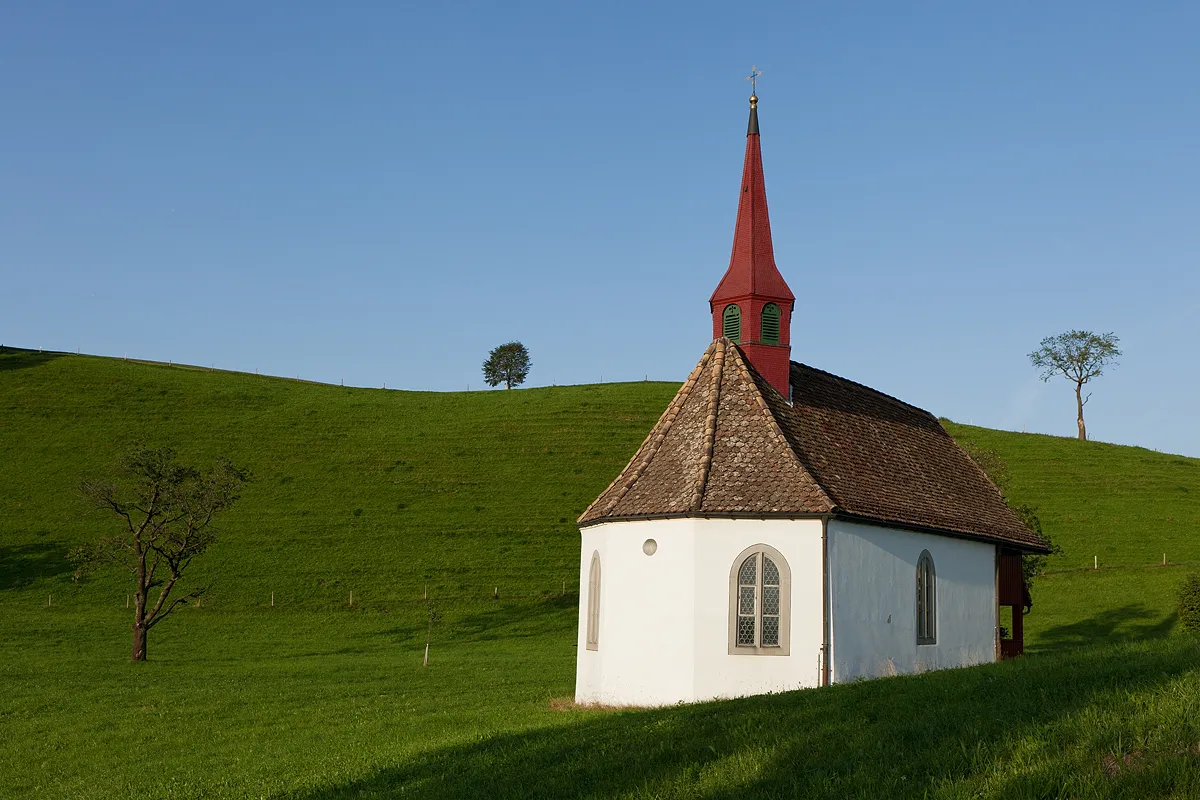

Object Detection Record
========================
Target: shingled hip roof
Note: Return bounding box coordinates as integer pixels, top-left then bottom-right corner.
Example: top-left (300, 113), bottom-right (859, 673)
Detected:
top-left (579, 339), bottom-right (1051, 554)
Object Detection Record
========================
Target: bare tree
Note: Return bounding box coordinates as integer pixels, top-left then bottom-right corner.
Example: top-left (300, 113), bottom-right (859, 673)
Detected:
top-left (482, 341), bottom-right (531, 389)
top-left (1029, 330), bottom-right (1121, 441)
top-left (69, 446), bottom-right (249, 662)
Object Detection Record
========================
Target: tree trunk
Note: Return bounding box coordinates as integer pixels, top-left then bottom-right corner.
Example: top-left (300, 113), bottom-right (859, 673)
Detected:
top-left (131, 621), bottom-right (147, 662)
top-left (1075, 382), bottom-right (1087, 440)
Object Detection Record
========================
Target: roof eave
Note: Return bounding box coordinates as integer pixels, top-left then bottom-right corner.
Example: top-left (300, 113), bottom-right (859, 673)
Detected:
top-left (579, 508), bottom-right (1053, 554)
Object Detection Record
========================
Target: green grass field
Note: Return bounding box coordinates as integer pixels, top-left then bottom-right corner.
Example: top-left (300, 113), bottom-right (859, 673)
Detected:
top-left (3, 347), bottom-right (1200, 798)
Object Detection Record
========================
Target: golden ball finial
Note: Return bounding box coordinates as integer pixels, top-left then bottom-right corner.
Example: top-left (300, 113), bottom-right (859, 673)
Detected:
top-left (749, 94), bottom-right (758, 108)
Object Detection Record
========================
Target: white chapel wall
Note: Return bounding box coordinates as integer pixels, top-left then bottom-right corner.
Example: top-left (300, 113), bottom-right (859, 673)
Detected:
top-left (690, 517), bottom-right (824, 701)
top-left (576, 517), bottom-right (824, 706)
top-left (827, 519), bottom-right (996, 681)
top-left (576, 519), bottom-right (697, 705)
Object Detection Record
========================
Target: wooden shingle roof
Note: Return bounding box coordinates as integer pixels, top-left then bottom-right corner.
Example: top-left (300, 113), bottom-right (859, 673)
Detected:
top-left (579, 339), bottom-right (1051, 554)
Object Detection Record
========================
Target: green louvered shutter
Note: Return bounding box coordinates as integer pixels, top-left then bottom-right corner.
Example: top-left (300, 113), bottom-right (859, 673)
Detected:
top-left (722, 305), bottom-right (741, 342)
top-left (761, 303), bottom-right (780, 345)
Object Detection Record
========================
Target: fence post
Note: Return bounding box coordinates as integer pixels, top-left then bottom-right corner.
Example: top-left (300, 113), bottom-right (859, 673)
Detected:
top-left (271, 591), bottom-right (275, 607)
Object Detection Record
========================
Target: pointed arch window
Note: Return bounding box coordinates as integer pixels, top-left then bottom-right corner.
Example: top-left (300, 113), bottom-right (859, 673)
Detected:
top-left (761, 303), bottom-right (781, 345)
top-left (916, 550), bottom-right (936, 645)
top-left (586, 552), bottom-right (601, 650)
top-left (729, 544), bottom-right (791, 655)
top-left (722, 304), bottom-right (741, 343)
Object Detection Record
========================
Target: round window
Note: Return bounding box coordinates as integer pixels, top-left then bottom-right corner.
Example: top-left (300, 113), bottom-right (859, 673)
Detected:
top-left (642, 539), bottom-right (657, 556)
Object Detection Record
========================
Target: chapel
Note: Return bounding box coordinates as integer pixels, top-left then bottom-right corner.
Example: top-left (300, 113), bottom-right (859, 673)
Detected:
top-left (574, 90), bottom-right (1052, 706)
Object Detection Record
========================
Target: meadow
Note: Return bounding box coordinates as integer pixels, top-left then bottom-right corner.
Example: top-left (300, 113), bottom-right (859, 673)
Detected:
top-left (3, 346), bottom-right (1200, 798)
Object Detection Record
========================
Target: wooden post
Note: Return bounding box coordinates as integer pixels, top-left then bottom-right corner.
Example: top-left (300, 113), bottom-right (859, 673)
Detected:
top-left (47, 595), bottom-right (52, 608)
top-left (349, 591), bottom-right (353, 606)
top-left (424, 584), bottom-right (428, 600)
top-left (562, 579), bottom-right (566, 596)
top-left (1163, 553), bottom-right (1167, 566)
top-left (1094, 555), bottom-right (1098, 570)
top-left (126, 594), bottom-right (130, 609)
top-left (271, 592), bottom-right (275, 607)
top-left (423, 642), bottom-right (429, 667)
top-left (493, 587), bottom-right (499, 600)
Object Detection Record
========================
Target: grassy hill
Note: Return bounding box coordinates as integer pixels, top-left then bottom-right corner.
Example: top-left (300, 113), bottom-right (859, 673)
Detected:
top-left (3, 346), bottom-right (1200, 798)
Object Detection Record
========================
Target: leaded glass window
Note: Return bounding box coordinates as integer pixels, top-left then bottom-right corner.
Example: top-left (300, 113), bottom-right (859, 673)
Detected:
top-left (729, 546), bottom-right (790, 655)
top-left (737, 555), bottom-right (757, 646)
top-left (762, 556), bottom-right (780, 646)
top-left (916, 550), bottom-right (936, 645)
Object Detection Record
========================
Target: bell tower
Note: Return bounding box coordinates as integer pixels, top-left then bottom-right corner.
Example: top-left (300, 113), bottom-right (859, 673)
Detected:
top-left (709, 85), bottom-right (795, 399)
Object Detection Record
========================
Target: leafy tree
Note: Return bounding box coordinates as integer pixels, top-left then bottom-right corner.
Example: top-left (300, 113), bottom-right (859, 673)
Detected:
top-left (69, 446), bottom-right (249, 662)
top-left (1029, 330), bottom-right (1121, 441)
top-left (1179, 574), bottom-right (1200, 634)
top-left (482, 341), bottom-right (531, 389)
top-left (958, 441), bottom-right (1061, 609)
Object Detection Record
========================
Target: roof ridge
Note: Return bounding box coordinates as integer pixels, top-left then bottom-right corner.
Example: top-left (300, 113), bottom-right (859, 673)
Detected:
top-left (728, 343), bottom-right (837, 511)
top-left (792, 361), bottom-right (939, 422)
top-left (578, 342), bottom-right (716, 523)
top-left (690, 339), bottom-right (727, 510)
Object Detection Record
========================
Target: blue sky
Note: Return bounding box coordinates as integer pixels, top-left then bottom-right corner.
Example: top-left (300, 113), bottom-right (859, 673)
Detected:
top-left (3, 3), bottom-right (1198, 456)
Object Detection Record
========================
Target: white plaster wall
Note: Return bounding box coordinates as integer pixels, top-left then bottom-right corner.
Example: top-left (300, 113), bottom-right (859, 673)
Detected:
top-left (575, 517), bottom-right (824, 706)
top-left (575, 519), bottom-right (697, 706)
top-left (828, 519), bottom-right (996, 681)
top-left (691, 517), bottom-right (825, 701)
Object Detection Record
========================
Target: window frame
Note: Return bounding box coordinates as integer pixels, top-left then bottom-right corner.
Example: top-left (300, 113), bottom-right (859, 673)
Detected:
top-left (728, 544), bottom-right (791, 656)
top-left (916, 550), bottom-right (936, 646)
top-left (586, 551), bottom-right (601, 651)
top-left (722, 304), bottom-right (742, 343)
top-left (761, 303), bottom-right (781, 345)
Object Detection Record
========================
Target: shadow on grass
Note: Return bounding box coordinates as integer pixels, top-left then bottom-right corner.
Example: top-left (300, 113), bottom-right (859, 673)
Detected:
top-left (1033, 603), bottom-right (1177, 652)
top-left (360, 595), bottom-right (577, 649)
top-left (0, 346), bottom-right (62, 372)
top-left (450, 594), bottom-right (577, 643)
top-left (0, 541), bottom-right (73, 589)
top-left (282, 639), bottom-right (1200, 800)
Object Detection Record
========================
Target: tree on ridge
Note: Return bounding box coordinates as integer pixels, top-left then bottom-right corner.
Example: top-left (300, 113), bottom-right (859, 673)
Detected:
top-left (482, 341), bottom-right (531, 390)
top-left (1029, 330), bottom-right (1121, 441)
top-left (70, 446), bottom-right (249, 662)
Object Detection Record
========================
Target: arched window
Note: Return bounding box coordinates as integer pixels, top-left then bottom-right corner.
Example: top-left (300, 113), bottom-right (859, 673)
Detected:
top-left (586, 552), bottom-right (601, 650)
top-left (722, 304), bottom-right (741, 343)
top-left (728, 544), bottom-right (791, 655)
top-left (761, 303), bottom-right (781, 345)
top-left (916, 550), bottom-right (936, 645)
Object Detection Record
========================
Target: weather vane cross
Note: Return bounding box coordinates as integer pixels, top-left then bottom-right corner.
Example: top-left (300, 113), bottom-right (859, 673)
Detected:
top-left (746, 65), bottom-right (762, 95)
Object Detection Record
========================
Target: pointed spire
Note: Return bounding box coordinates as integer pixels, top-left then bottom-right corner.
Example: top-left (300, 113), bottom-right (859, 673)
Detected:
top-left (710, 92), bottom-right (794, 305)
top-left (709, 85), bottom-right (796, 400)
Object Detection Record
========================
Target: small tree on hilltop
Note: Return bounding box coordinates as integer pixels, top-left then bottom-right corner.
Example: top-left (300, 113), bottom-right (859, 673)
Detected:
top-left (69, 446), bottom-right (249, 662)
top-left (482, 341), bottom-right (531, 389)
top-left (1029, 330), bottom-right (1121, 441)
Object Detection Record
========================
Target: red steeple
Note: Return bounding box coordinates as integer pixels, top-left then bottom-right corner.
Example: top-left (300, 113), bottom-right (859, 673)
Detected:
top-left (709, 92), bottom-right (795, 399)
